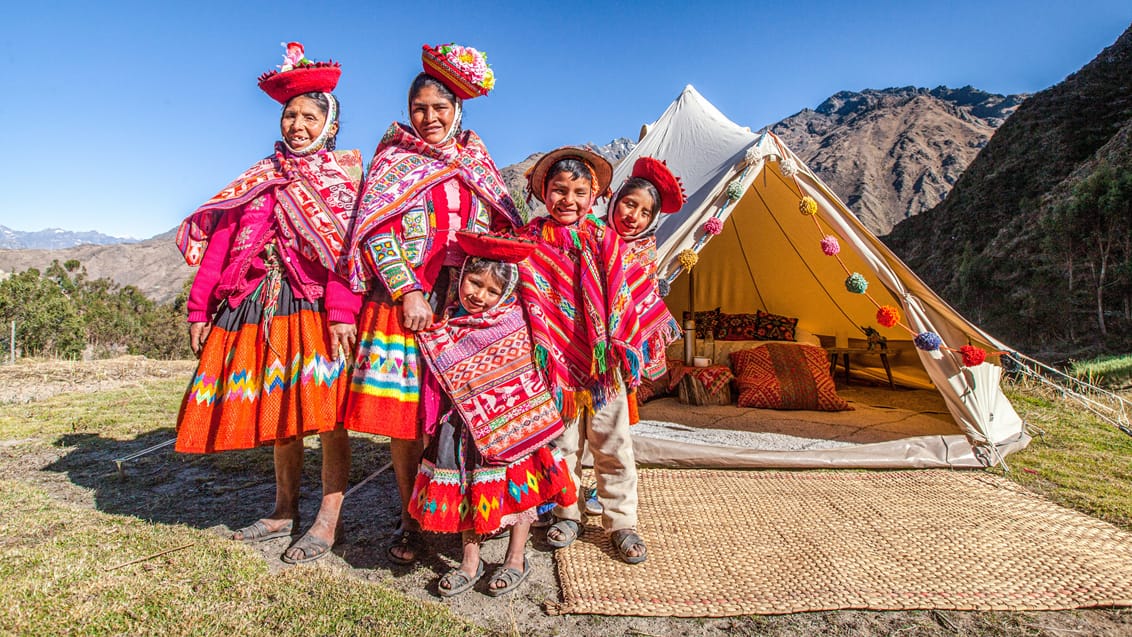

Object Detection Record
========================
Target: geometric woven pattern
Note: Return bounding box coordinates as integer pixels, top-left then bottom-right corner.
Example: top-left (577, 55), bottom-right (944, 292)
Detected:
top-left (731, 343), bottom-right (850, 411)
top-left (550, 469), bottom-right (1132, 616)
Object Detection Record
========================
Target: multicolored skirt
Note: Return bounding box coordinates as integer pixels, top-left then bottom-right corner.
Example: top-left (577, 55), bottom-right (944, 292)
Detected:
top-left (344, 299), bottom-right (421, 439)
top-left (409, 414), bottom-right (577, 535)
top-left (176, 280), bottom-right (348, 453)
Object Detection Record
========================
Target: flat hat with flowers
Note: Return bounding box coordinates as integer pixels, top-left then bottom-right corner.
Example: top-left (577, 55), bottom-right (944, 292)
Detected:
top-left (258, 42), bottom-right (341, 104)
top-left (422, 43), bottom-right (496, 100)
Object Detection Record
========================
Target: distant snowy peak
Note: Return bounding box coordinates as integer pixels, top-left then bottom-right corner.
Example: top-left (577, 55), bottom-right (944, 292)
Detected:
top-left (584, 137), bottom-right (636, 164)
top-left (0, 225), bottom-right (137, 250)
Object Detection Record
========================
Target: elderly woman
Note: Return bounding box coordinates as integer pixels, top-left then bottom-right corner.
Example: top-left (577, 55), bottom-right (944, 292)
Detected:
top-left (344, 43), bottom-right (522, 565)
top-left (175, 43), bottom-right (362, 564)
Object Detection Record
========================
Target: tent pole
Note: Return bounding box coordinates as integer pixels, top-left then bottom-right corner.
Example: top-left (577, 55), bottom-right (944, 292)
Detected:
top-left (683, 268), bottom-right (696, 364)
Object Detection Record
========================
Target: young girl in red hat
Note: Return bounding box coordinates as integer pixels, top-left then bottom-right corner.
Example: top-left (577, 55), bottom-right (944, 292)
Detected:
top-left (516, 148), bottom-right (650, 564)
top-left (175, 42), bottom-right (361, 564)
top-left (409, 231), bottom-right (575, 597)
top-left (343, 43), bottom-right (522, 566)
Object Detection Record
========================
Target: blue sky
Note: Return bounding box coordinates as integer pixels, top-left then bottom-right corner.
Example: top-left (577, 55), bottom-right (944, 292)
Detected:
top-left (2, 1), bottom-right (1130, 239)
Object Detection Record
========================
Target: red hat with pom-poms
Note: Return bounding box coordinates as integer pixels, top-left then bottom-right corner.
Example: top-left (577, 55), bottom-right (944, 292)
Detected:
top-left (630, 156), bottom-right (687, 213)
top-left (258, 42), bottom-right (341, 104)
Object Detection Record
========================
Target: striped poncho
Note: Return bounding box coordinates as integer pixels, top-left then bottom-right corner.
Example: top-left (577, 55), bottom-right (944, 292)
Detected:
top-left (517, 214), bottom-right (643, 418)
top-left (622, 236), bottom-right (681, 381)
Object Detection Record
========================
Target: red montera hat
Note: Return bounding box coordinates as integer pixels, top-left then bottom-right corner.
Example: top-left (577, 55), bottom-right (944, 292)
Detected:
top-left (630, 156), bottom-right (687, 213)
top-left (258, 42), bottom-right (341, 104)
top-left (421, 43), bottom-right (496, 100)
top-left (456, 231), bottom-right (536, 263)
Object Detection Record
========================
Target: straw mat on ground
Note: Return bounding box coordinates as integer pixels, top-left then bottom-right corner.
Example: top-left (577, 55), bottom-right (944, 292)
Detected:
top-left (549, 469), bottom-right (1132, 616)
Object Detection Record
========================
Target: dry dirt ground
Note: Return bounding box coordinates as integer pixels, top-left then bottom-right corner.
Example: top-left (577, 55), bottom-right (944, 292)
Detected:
top-left (1, 357), bottom-right (1130, 636)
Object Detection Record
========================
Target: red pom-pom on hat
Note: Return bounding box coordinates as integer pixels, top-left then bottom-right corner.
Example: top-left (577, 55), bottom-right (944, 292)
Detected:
top-left (455, 231), bottom-right (536, 263)
top-left (630, 156), bottom-right (687, 213)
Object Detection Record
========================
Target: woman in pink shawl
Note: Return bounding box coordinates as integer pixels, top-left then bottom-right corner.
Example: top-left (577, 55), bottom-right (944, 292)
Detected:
top-left (343, 43), bottom-right (521, 565)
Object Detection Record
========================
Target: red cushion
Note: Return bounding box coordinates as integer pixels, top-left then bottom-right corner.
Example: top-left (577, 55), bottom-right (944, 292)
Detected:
top-left (754, 309), bottom-right (798, 342)
top-left (730, 344), bottom-right (851, 411)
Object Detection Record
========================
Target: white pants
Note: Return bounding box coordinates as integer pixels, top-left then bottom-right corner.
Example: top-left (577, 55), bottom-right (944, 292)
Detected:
top-left (553, 389), bottom-right (638, 531)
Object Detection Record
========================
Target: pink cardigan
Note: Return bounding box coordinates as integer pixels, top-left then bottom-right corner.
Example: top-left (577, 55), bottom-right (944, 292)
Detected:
top-left (186, 193), bottom-right (360, 324)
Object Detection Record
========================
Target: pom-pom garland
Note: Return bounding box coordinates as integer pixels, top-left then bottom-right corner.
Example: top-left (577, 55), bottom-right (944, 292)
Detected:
top-left (820, 235), bottom-right (840, 256)
top-left (744, 145), bottom-right (764, 167)
top-left (958, 344), bottom-right (987, 367)
top-left (726, 179), bottom-right (744, 201)
top-left (779, 158), bottom-right (799, 177)
top-left (703, 217), bottom-right (724, 235)
top-left (876, 305), bottom-right (901, 328)
top-left (914, 331), bottom-right (943, 351)
top-left (845, 273), bottom-right (868, 294)
top-left (656, 277), bottom-right (671, 297)
top-left (799, 196), bottom-right (818, 216)
top-left (678, 249), bottom-right (699, 270)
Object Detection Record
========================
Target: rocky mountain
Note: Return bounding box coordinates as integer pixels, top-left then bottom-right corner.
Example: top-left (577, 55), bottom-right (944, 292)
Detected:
top-left (0, 230), bottom-right (192, 304)
top-left (883, 24), bottom-right (1132, 356)
top-left (771, 86), bottom-right (1025, 235)
top-left (0, 225), bottom-right (137, 250)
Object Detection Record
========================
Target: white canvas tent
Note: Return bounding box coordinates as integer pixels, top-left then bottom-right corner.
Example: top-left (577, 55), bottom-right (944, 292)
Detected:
top-left (623, 86), bottom-right (1029, 469)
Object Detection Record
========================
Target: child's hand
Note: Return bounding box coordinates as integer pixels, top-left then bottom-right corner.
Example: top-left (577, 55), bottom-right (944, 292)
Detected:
top-left (401, 291), bottom-right (433, 332)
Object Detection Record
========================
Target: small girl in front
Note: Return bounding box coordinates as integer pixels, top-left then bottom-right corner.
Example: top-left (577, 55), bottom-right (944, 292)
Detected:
top-left (410, 232), bottom-right (576, 597)
top-left (517, 147), bottom-right (649, 564)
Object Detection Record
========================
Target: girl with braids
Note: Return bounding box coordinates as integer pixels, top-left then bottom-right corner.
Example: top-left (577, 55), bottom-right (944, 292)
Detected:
top-left (175, 43), bottom-right (362, 564)
top-left (516, 147), bottom-right (650, 564)
top-left (409, 232), bottom-right (575, 597)
top-left (343, 44), bottom-right (521, 566)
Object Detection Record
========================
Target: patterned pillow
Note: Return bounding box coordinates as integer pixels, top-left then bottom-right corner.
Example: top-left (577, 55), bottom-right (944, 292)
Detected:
top-left (681, 307), bottom-right (721, 339)
top-left (729, 343), bottom-right (851, 411)
top-left (715, 312), bottom-right (760, 341)
top-left (754, 309), bottom-right (798, 342)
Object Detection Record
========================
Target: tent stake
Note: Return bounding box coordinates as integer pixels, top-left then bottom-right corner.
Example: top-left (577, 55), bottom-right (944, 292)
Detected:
top-left (113, 438), bottom-right (175, 476)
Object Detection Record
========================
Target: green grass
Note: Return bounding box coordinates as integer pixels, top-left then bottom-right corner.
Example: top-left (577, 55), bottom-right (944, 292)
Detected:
top-left (1002, 383), bottom-right (1132, 530)
top-left (1069, 353), bottom-right (1132, 388)
top-left (0, 480), bottom-right (477, 637)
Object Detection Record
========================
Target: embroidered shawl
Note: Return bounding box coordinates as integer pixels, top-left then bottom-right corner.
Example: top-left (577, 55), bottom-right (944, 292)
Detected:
top-left (416, 300), bottom-right (564, 465)
top-left (176, 144), bottom-right (363, 272)
top-left (517, 214), bottom-right (643, 416)
top-left (623, 236), bottom-right (681, 380)
top-left (346, 123), bottom-right (522, 290)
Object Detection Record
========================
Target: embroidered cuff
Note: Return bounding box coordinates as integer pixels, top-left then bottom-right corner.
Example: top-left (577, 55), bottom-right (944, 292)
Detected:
top-left (366, 233), bottom-right (420, 300)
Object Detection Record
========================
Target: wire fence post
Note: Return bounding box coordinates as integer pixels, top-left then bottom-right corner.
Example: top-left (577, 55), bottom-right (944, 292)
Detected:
top-left (8, 320), bottom-right (13, 364)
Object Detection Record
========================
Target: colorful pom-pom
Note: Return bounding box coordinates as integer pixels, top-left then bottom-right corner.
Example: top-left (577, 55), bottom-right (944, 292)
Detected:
top-left (744, 145), bottom-right (763, 167)
top-left (914, 331), bottom-right (943, 351)
top-left (703, 217), bottom-right (724, 235)
top-left (678, 248), bottom-right (699, 270)
top-left (799, 196), bottom-right (818, 216)
top-left (845, 273), bottom-right (868, 294)
top-left (876, 305), bottom-right (901, 328)
top-left (657, 277), bottom-right (671, 297)
top-left (726, 179), bottom-right (744, 201)
top-left (820, 235), bottom-right (840, 256)
top-left (958, 344), bottom-right (987, 367)
top-left (779, 158), bottom-right (799, 177)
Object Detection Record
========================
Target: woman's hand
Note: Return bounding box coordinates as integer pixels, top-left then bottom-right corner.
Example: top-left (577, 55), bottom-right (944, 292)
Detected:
top-left (400, 290), bottom-right (434, 332)
top-left (329, 322), bottom-right (357, 361)
top-left (189, 322), bottom-right (212, 357)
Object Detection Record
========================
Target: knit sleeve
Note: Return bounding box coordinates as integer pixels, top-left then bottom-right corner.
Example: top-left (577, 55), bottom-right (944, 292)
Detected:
top-left (186, 210), bottom-right (235, 323)
top-left (324, 270), bottom-right (362, 324)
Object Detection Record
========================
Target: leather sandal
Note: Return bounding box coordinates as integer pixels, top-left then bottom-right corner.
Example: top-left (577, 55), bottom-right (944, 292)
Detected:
top-left (387, 525), bottom-right (425, 565)
top-left (438, 560), bottom-right (484, 597)
top-left (610, 528), bottom-right (647, 564)
top-left (546, 518), bottom-right (580, 549)
top-left (231, 517), bottom-right (298, 543)
top-left (486, 557), bottom-right (530, 597)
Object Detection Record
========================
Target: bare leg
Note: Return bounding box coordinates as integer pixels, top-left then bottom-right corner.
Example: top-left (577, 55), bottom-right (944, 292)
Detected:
top-left (388, 436), bottom-right (424, 562)
top-left (489, 522), bottom-right (530, 592)
top-left (232, 437), bottom-right (301, 540)
top-left (282, 428), bottom-right (350, 561)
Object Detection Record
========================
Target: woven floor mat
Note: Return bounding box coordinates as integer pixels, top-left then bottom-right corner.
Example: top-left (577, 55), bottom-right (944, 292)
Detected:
top-left (549, 469), bottom-right (1132, 616)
